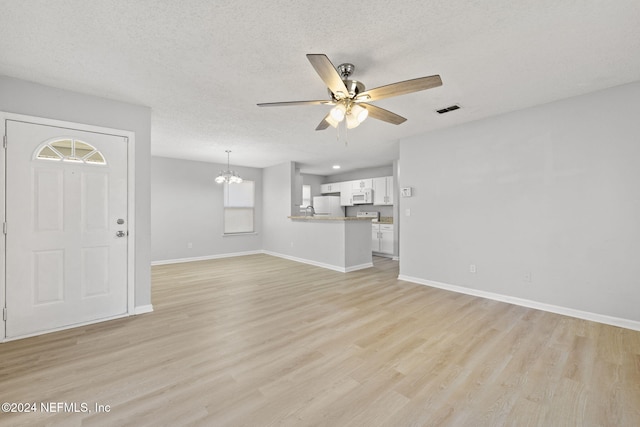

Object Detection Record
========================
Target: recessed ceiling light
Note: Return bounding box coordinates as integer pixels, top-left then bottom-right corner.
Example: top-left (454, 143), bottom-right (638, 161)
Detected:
top-left (333, 165), bottom-right (341, 169)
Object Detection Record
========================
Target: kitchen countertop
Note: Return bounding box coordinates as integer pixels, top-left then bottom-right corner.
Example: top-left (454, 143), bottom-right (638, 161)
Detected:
top-left (377, 216), bottom-right (394, 224)
top-left (288, 216), bottom-right (373, 221)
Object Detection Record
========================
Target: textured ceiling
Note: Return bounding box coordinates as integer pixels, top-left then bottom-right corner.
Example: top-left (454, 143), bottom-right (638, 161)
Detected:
top-left (1, 1), bottom-right (639, 175)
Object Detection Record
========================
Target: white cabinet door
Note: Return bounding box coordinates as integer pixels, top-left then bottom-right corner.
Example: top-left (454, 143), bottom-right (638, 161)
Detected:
top-left (371, 224), bottom-right (380, 252)
top-left (372, 223), bottom-right (393, 254)
top-left (373, 176), bottom-right (394, 205)
top-left (321, 183), bottom-right (338, 194)
top-left (379, 224), bottom-right (394, 254)
top-left (340, 181), bottom-right (353, 206)
top-left (372, 177), bottom-right (386, 205)
top-left (352, 179), bottom-right (373, 190)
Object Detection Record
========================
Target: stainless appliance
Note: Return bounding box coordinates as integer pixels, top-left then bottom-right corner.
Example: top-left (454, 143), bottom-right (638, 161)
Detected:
top-left (352, 188), bottom-right (373, 204)
top-left (356, 211), bottom-right (380, 220)
top-left (312, 196), bottom-right (344, 217)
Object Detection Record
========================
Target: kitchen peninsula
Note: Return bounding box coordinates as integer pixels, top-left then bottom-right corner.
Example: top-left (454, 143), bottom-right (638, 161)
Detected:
top-left (287, 215), bottom-right (373, 272)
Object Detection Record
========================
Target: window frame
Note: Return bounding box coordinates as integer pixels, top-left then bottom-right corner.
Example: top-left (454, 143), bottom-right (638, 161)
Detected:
top-left (223, 180), bottom-right (255, 235)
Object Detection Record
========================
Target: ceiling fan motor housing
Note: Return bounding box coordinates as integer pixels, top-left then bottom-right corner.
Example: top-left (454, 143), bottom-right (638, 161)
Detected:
top-left (326, 63), bottom-right (365, 100)
top-left (329, 79), bottom-right (365, 100)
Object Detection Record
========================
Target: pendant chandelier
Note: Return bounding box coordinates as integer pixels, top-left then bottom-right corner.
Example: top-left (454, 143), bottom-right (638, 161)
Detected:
top-left (215, 150), bottom-right (243, 184)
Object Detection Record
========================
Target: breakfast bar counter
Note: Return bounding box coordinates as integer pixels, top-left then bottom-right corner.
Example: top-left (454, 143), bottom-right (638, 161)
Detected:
top-left (286, 216), bottom-right (373, 272)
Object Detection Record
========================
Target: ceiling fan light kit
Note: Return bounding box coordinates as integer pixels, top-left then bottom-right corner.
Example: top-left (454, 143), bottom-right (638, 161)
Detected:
top-left (257, 54), bottom-right (443, 132)
top-left (326, 101), bottom-right (369, 129)
top-left (330, 103), bottom-right (346, 121)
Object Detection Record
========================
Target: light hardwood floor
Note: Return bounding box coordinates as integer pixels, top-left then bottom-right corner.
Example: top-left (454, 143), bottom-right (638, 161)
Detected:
top-left (1, 254), bottom-right (639, 426)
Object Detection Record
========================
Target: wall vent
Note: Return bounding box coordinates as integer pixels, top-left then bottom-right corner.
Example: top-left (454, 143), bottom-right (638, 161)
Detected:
top-left (436, 104), bottom-right (461, 114)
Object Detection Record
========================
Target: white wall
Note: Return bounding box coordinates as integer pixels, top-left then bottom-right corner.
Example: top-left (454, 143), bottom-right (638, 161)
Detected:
top-left (0, 75), bottom-right (152, 307)
top-left (262, 162), bottom-right (296, 255)
top-left (326, 165), bottom-right (393, 183)
top-left (399, 82), bottom-right (640, 325)
top-left (151, 156), bottom-right (263, 263)
top-left (301, 173), bottom-right (325, 198)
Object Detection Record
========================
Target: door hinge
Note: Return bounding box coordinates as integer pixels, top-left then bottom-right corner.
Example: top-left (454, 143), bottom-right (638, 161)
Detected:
top-left (2, 222), bottom-right (6, 235)
top-left (2, 307), bottom-right (6, 322)
top-left (3, 134), bottom-right (6, 149)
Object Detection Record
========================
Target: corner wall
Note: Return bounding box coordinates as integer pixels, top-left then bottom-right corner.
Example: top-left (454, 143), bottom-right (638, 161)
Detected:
top-left (262, 162), bottom-right (296, 256)
top-left (151, 156), bottom-right (263, 263)
top-left (399, 82), bottom-right (640, 326)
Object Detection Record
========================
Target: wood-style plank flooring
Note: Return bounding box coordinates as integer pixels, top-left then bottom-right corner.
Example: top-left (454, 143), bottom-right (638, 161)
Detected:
top-left (1, 254), bottom-right (639, 426)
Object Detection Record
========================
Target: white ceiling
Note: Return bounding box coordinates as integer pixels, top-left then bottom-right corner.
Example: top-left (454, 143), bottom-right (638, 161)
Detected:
top-left (1, 1), bottom-right (639, 175)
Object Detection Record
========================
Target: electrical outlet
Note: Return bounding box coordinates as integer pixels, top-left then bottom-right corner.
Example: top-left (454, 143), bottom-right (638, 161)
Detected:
top-left (470, 264), bottom-right (476, 273)
top-left (405, 208), bottom-right (411, 216)
top-left (524, 272), bottom-right (532, 283)
top-left (187, 242), bottom-right (193, 249)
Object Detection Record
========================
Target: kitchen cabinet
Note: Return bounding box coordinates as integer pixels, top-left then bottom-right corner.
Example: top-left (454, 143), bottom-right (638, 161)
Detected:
top-left (352, 179), bottom-right (373, 191)
top-left (372, 223), bottom-right (394, 254)
top-left (340, 181), bottom-right (353, 206)
top-left (373, 176), bottom-right (394, 205)
top-left (320, 183), bottom-right (339, 194)
top-left (321, 176), bottom-right (391, 205)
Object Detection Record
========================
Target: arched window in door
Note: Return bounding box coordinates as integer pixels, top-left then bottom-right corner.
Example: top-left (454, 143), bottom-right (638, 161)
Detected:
top-left (34, 138), bottom-right (106, 165)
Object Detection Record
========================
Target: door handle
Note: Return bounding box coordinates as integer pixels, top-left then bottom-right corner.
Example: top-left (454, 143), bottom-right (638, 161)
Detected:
top-left (116, 230), bottom-right (127, 238)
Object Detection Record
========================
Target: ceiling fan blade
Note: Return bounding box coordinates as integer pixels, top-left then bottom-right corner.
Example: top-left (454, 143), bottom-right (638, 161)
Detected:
top-left (361, 103), bottom-right (407, 125)
top-left (315, 114), bottom-right (332, 131)
top-left (356, 75), bottom-right (442, 102)
top-left (257, 100), bottom-right (334, 107)
top-left (306, 54), bottom-right (350, 99)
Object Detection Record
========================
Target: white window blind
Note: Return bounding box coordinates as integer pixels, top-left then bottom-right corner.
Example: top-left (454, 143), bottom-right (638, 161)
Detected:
top-left (224, 180), bottom-right (254, 234)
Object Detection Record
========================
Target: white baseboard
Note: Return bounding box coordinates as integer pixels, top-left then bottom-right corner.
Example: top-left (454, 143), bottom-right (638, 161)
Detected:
top-left (264, 251), bottom-right (372, 273)
top-left (398, 274), bottom-right (640, 332)
top-left (133, 304), bottom-right (154, 315)
top-left (345, 262), bottom-right (375, 272)
top-left (151, 250), bottom-right (265, 266)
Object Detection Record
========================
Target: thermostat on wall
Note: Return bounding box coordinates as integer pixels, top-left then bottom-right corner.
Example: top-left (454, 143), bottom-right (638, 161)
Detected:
top-left (400, 187), bottom-right (413, 197)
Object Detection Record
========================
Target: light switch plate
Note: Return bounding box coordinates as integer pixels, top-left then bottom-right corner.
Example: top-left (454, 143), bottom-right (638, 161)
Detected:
top-left (400, 187), bottom-right (413, 197)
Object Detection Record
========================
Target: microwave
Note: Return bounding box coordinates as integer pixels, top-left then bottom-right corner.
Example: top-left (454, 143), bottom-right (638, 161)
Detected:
top-left (352, 188), bottom-right (373, 204)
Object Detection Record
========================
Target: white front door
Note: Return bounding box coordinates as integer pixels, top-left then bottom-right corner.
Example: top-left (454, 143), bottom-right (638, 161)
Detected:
top-left (5, 119), bottom-right (129, 339)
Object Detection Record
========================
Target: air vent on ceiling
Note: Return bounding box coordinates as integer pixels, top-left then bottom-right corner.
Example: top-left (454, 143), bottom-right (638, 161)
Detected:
top-left (436, 104), bottom-right (461, 114)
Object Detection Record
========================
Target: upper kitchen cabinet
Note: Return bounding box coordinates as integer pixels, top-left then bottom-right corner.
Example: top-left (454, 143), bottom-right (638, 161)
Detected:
top-left (352, 179), bottom-right (373, 191)
top-left (340, 181), bottom-right (354, 206)
top-left (373, 176), bottom-right (394, 205)
top-left (320, 183), bottom-right (339, 194)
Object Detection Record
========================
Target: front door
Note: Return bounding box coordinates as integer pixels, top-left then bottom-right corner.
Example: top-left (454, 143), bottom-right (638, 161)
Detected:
top-left (5, 119), bottom-right (128, 339)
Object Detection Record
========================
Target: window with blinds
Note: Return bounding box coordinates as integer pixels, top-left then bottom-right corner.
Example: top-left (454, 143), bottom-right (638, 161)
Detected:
top-left (223, 180), bottom-right (254, 234)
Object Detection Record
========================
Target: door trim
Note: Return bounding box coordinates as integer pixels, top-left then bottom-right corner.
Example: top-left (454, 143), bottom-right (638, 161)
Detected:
top-left (0, 112), bottom-right (136, 342)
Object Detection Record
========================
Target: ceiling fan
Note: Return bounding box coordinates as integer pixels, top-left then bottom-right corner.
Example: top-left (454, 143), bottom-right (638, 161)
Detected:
top-left (257, 54), bottom-right (442, 131)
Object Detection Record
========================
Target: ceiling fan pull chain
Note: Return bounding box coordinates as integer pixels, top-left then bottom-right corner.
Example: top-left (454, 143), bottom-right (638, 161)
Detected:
top-left (343, 120), bottom-right (348, 147)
